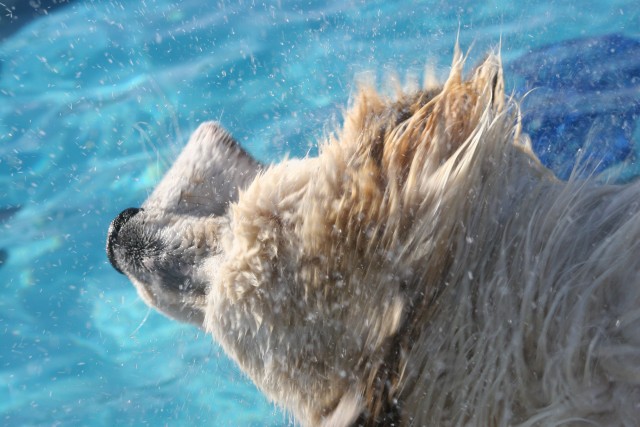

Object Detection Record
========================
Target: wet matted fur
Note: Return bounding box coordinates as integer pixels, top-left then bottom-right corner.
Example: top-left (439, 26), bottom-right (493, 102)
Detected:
top-left (107, 47), bottom-right (640, 426)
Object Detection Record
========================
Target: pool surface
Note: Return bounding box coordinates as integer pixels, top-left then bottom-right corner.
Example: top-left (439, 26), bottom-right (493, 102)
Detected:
top-left (1, 1), bottom-right (639, 425)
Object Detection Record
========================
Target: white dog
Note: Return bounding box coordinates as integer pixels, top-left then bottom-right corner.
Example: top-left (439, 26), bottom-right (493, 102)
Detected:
top-left (107, 47), bottom-right (640, 426)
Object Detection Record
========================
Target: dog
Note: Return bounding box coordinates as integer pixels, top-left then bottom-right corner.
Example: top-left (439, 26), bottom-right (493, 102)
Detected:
top-left (107, 47), bottom-right (640, 426)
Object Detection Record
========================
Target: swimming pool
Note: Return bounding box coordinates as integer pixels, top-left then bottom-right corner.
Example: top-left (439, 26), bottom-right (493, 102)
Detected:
top-left (1, 1), bottom-right (638, 425)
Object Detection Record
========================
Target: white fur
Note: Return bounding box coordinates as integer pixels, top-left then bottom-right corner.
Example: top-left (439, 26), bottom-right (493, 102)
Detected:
top-left (109, 48), bottom-right (640, 426)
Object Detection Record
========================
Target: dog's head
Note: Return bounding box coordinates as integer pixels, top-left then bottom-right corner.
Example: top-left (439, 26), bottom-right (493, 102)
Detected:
top-left (107, 49), bottom-right (521, 425)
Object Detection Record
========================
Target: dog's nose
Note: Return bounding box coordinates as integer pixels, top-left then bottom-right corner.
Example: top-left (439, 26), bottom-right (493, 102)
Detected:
top-left (106, 207), bottom-right (142, 274)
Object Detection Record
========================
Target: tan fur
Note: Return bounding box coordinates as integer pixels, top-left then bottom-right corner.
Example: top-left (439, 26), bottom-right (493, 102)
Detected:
top-left (109, 47), bottom-right (640, 426)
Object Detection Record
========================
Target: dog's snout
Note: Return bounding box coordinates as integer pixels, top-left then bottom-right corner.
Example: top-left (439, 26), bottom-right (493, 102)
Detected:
top-left (106, 207), bottom-right (142, 274)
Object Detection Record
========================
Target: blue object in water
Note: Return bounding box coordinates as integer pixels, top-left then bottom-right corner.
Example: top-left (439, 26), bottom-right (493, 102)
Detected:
top-left (509, 34), bottom-right (640, 180)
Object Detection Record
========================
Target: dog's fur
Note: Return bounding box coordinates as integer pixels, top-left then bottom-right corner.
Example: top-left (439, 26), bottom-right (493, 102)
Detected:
top-left (107, 47), bottom-right (640, 426)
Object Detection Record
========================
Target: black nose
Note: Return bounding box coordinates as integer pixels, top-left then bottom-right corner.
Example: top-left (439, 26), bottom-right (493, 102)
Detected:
top-left (106, 207), bottom-right (142, 274)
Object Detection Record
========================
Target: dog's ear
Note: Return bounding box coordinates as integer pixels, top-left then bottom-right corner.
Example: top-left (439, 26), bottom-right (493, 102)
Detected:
top-left (441, 46), bottom-right (505, 111)
top-left (144, 121), bottom-right (262, 216)
top-left (421, 48), bottom-right (506, 166)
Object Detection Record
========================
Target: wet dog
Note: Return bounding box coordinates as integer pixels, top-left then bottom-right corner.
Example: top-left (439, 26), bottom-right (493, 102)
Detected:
top-left (107, 48), bottom-right (640, 426)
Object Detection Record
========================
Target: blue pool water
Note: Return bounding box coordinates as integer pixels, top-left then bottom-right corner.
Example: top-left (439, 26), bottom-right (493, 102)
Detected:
top-left (0, 1), bottom-right (638, 425)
